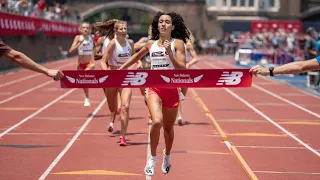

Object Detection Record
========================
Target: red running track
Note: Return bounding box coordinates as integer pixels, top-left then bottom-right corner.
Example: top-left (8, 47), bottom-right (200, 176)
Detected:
top-left (0, 56), bottom-right (319, 180)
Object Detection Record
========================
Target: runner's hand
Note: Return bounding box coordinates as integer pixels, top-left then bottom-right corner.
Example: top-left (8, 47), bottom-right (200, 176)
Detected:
top-left (163, 40), bottom-right (172, 55)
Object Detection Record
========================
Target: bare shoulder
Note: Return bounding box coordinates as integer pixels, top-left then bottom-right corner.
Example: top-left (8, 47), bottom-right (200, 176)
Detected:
top-left (175, 39), bottom-right (185, 45)
top-left (174, 39), bottom-right (185, 49)
top-left (107, 39), bottom-right (116, 47)
top-left (109, 39), bottom-right (116, 44)
top-left (145, 40), bottom-right (155, 50)
top-left (141, 37), bottom-right (149, 43)
top-left (128, 39), bottom-right (135, 45)
top-left (185, 40), bottom-right (194, 49)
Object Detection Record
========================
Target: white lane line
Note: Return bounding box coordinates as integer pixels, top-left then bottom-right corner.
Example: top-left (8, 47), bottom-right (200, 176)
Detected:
top-left (257, 74), bottom-right (320, 100)
top-left (6, 132), bottom-right (145, 136)
top-left (0, 81), bottom-right (53, 105)
top-left (225, 88), bottom-right (320, 157)
top-left (214, 59), bottom-right (320, 100)
top-left (7, 133), bottom-right (74, 135)
top-left (209, 60), bottom-right (320, 119)
top-left (253, 171), bottom-right (320, 175)
top-left (204, 61), bottom-right (221, 69)
top-left (253, 84), bottom-right (320, 119)
top-left (38, 98), bottom-right (106, 180)
top-left (0, 89), bottom-right (76, 137)
top-left (235, 145), bottom-right (306, 149)
top-left (0, 62), bottom-right (74, 88)
top-left (0, 74), bottom-right (39, 88)
top-left (146, 120), bottom-right (152, 180)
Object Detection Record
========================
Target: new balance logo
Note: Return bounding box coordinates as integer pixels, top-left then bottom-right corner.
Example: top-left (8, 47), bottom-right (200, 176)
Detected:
top-left (216, 71), bottom-right (243, 86)
top-left (121, 72), bottom-right (148, 86)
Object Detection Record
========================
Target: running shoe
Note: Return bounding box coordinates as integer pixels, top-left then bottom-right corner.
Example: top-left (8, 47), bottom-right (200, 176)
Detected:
top-left (162, 149), bottom-right (171, 174)
top-left (108, 122), bottom-right (114, 132)
top-left (84, 97), bottom-right (91, 107)
top-left (177, 116), bottom-right (183, 126)
top-left (119, 137), bottom-right (127, 146)
top-left (179, 92), bottom-right (185, 101)
top-left (145, 156), bottom-right (157, 176)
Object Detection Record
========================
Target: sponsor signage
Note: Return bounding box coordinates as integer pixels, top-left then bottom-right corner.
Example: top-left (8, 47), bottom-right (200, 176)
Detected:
top-left (60, 69), bottom-right (252, 88)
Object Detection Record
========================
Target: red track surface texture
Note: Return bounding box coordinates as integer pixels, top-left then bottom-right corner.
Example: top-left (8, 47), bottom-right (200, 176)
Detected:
top-left (0, 56), bottom-right (319, 180)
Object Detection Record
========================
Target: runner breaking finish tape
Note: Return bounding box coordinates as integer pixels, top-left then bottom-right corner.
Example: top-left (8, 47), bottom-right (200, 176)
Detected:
top-left (59, 11), bottom-right (252, 178)
top-left (60, 69), bottom-right (252, 89)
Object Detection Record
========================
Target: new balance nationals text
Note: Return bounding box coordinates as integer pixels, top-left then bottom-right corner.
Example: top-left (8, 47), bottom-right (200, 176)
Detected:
top-left (60, 69), bottom-right (252, 88)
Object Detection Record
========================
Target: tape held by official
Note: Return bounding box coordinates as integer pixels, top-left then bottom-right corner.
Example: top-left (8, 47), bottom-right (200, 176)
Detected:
top-left (60, 69), bottom-right (252, 88)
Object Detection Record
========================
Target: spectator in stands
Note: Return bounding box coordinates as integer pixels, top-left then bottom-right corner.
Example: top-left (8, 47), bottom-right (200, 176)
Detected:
top-left (316, 36), bottom-right (320, 55)
top-left (286, 33), bottom-right (295, 53)
top-left (305, 27), bottom-right (318, 60)
top-left (74, 10), bottom-right (81, 23)
top-left (14, 0), bottom-right (28, 16)
top-left (36, 0), bottom-right (47, 17)
top-left (1, 0), bottom-right (8, 12)
top-left (44, 5), bottom-right (54, 20)
top-left (1, 0), bottom-right (77, 23)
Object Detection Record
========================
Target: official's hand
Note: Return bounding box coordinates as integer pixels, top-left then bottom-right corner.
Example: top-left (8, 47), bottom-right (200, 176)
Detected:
top-left (249, 65), bottom-right (269, 76)
top-left (47, 69), bottom-right (64, 81)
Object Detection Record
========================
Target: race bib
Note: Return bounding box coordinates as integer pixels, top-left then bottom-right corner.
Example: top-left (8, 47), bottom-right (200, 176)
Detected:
top-left (152, 58), bottom-right (170, 69)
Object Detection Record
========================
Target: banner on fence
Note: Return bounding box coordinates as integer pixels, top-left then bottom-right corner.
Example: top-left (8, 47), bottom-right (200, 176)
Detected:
top-left (0, 12), bottom-right (79, 36)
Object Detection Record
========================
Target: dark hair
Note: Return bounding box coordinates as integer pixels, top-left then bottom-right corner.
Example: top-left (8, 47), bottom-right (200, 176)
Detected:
top-left (151, 11), bottom-right (190, 43)
top-left (93, 19), bottom-right (126, 39)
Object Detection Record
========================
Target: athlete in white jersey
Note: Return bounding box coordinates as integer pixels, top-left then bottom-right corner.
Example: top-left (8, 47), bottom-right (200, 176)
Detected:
top-left (149, 39), bottom-right (176, 69)
top-left (177, 29), bottom-right (199, 125)
top-left (100, 20), bottom-right (135, 146)
top-left (119, 12), bottom-right (189, 176)
top-left (69, 22), bottom-right (95, 107)
top-left (93, 20), bottom-right (123, 118)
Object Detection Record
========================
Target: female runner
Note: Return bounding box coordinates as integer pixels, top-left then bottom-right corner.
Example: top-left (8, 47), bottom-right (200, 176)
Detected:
top-left (94, 20), bottom-right (122, 115)
top-left (119, 12), bottom-right (189, 176)
top-left (69, 22), bottom-right (95, 107)
top-left (100, 20), bottom-right (135, 146)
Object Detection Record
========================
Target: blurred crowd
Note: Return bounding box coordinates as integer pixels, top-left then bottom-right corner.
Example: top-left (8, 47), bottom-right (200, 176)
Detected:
top-left (197, 27), bottom-right (320, 63)
top-left (0, 0), bottom-right (81, 23)
top-left (195, 26), bottom-right (320, 88)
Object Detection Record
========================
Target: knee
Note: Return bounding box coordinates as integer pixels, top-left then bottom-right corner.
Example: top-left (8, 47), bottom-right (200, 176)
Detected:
top-left (163, 125), bottom-right (173, 133)
top-left (121, 104), bottom-right (130, 113)
top-left (152, 119), bottom-right (162, 130)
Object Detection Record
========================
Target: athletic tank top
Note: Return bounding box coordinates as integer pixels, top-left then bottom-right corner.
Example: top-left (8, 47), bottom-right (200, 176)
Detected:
top-left (78, 35), bottom-right (94, 56)
top-left (149, 39), bottom-right (176, 70)
top-left (101, 36), bottom-right (110, 54)
top-left (108, 39), bottom-right (132, 67)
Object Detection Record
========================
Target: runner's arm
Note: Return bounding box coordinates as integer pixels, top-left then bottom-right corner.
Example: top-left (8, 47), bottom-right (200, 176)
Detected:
top-left (186, 41), bottom-right (198, 67)
top-left (119, 41), bottom-right (152, 70)
top-left (94, 37), bottom-right (104, 60)
top-left (100, 40), bottom-right (116, 70)
top-left (170, 39), bottom-right (186, 69)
